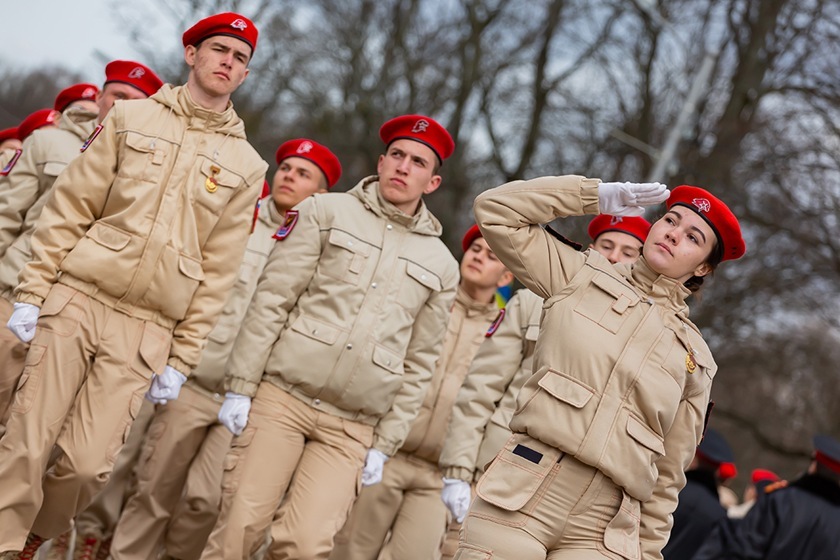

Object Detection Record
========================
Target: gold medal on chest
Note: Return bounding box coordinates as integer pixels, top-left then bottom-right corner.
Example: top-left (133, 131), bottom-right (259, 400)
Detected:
top-left (685, 352), bottom-right (697, 374)
top-left (205, 165), bottom-right (221, 193)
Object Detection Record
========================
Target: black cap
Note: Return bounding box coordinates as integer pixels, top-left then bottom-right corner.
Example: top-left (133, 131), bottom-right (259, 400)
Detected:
top-left (697, 428), bottom-right (734, 466)
top-left (814, 434), bottom-right (840, 473)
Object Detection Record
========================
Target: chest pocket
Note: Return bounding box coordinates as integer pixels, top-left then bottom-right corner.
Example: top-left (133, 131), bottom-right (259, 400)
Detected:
top-left (42, 161), bottom-right (67, 181)
top-left (574, 274), bottom-right (640, 334)
top-left (397, 259), bottom-right (442, 314)
top-left (121, 131), bottom-right (172, 183)
top-left (322, 229), bottom-right (372, 286)
top-left (195, 158), bottom-right (241, 215)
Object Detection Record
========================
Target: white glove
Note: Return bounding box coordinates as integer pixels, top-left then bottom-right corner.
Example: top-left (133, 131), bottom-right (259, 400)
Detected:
top-left (218, 392), bottom-right (252, 435)
top-left (441, 478), bottom-right (472, 523)
top-left (7, 302), bottom-right (40, 343)
top-left (361, 448), bottom-right (389, 487)
top-left (145, 365), bottom-right (187, 405)
top-left (598, 182), bottom-right (670, 216)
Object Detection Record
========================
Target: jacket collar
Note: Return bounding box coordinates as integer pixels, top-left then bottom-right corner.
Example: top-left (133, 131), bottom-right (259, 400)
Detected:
top-left (627, 256), bottom-right (691, 317)
top-left (150, 84), bottom-right (246, 138)
top-left (348, 176), bottom-right (443, 237)
top-left (455, 285), bottom-right (499, 319)
top-left (59, 106), bottom-right (98, 140)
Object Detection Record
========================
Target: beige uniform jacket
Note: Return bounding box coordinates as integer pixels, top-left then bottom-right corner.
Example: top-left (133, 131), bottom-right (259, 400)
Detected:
top-left (473, 175), bottom-right (716, 560)
top-left (0, 107), bottom-right (97, 258)
top-left (16, 85), bottom-right (268, 375)
top-left (439, 287), bottom-right (542, 482)
top-left (399, 286), bottom-right (498, 464)
top-left (187, 198), bottom-right (284, 397)
top-left (224, 177), bottom-right (459, 455)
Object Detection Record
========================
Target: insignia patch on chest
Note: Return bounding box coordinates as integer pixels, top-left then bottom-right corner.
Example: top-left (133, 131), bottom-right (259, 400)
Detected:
top-left (485, 308), bottom-right (506, 337)
top-left (273, 210), bottom-right (299, 241)
top-left (80, 124), bottom-right (104, 153)
top-left (0, 149), bottom-right (22, 176)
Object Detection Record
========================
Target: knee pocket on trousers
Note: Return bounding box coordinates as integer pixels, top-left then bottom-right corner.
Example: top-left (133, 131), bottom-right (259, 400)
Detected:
top-left (10, 343), bottom-right (46, 414)
top-left (455, 543), bottom-right (494, 559)
top-left (105, 391), bottom-right (146, 464)
top-left (221, 425), bottom-right (255, 494)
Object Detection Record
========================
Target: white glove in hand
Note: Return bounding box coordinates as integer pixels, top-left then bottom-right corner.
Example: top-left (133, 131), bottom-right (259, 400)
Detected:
top-left (598, 182), bottom-right (670, 216)
top-left (218, 392), bottom-right (252, 436)
top-left (145, 365), bottom-right (187, 405)
top-left (7, 302), bottom-right (40, 343)
top-left (441, 478), bottom-right (472, 523)
top-left (361, 448), bottom-right (389, 487)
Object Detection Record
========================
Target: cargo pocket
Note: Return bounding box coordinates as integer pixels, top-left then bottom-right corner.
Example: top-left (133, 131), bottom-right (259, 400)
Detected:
top-left (38, 283), bottom-right (83, 336)
top-left (341, 418), bottom-right (374, 449)
top-left (600, 492), bottom-right (641, 560)
top-left (122, 131), bottom-right (171, 183)
top-left (106, 391), bottom-right (145, 462)
top-left (573, 274), bottom-right (640, 334)
top-left (195, 158), bottom-right (241, 215)
top-left (221, 425), bottom-right (256, 494)
top-left (323, 229), bottom-right (372, 286)
top-left (454, 544), bottom-right (494, 559)
top-left (397, 259), bottom-right (442, 314)
top-left (476, 434), bottom-right (561, 524)
top-left (130, 321), bottom-right (171, 379)
top-left (10, 343), bottom-right (47, 414)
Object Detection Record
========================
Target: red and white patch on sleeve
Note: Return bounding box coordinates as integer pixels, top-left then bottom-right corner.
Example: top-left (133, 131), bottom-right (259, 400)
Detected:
top-left (485, 308), bottom-right (506, 337)
top-left (80, 123), bottom-right (104, 153)
top-left (272, 210), bottom-right (299, 241)
top-left (0, 149), bottom-right (22, 176)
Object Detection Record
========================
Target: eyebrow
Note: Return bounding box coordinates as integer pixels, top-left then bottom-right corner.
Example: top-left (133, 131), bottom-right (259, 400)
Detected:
top-left (670, 208), bottom-right (707, 244)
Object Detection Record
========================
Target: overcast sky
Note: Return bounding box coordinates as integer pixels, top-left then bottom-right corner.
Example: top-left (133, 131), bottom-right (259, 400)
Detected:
top-left (3, 0), bottom-right (170, 82)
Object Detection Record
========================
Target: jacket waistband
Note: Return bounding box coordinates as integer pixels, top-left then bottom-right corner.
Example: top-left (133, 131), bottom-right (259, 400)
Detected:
top-left (265, 377), bottom-right (379, 427)
top-left (58, 274), bottom-right (177, 330)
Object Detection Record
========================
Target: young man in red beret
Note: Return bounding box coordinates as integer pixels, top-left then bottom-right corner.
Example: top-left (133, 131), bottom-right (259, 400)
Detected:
top-left (330, 224), bottom-right (513, 560)
top-left (200, 114), bottom-right (459, 559)
top-left (436, 214), bottom-right (650, 559)
top-left (109, 138), bottom-right (341, 560)
top-left (0, 12), bottom-right (266, 559)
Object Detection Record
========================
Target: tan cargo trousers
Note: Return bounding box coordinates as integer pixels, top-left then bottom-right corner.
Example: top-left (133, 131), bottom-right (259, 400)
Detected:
top-left (331, 451), bottom-right (448, 560)
top-left (0, 296), bottom-right (28, 437)
top-left (112, 383), bottom-right (232, 560)
top-left (453, 435), bottom-right (640, 560)
top-left (201, 382), bottom-right (372, 560)
top-left (0, 283), bottom-right (171, 553)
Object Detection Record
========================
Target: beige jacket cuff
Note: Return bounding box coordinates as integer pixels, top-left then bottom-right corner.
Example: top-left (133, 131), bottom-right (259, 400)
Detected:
top-left (580, 178), bottom-right (602, 215)
top-left (225, 376), bottom-right (260, 398)
top-left (372, 436), bottom-right (399, 457)
top-left (442, 466), bottom-right (473, 482)
top-left (166, 356), bottom-right (192, 377)
top-left (15, 291), bottom-right (44, 307)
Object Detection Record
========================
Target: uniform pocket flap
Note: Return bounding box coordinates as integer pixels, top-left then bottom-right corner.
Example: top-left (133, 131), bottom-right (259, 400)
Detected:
top-left (405, 261), bottom-right (442, 292)
top-left (39, 284), bottom-right (76, 318)
top-left (477, 435), bottom-right (561, 511)
top-left (200, 159), bottom-right (240, 188)
top-left (290, 314), bottom-right (341, 345)
top-left (327, 229), bottom-right (371, 256)
top-left (372, 344), bottom-right (403, 374)
top-left (86, 222), bottom-right (131, 251)
top-left (43, 161), bottom-right (67, 178)
top-left (178, 254), bottom-right (205, 281)
top-left (591, 274), bottom-right (640, 308)
top-left (626, 415), bottom-right (666, 455)
top-left (525, 323), bottom-right (540, 342)
top-left (139, 323), bottom-right (170, 376)
top-left (24, 343), bottom-right (47, 367)
top-left (124, 131), bottom-right (156, 153)
top-left (537, 370), bottom-right (594, 409)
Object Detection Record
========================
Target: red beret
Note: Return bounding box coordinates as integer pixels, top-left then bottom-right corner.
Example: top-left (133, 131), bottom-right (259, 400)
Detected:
top-left (0, 127), bottom-right (18, 143)
top-left (750, 468), bottom-right (780, 484)
top-left (105, 60), bottom-right (164, 97)
top-left (261, 179), bottom-right (271, 199)
top-left (275, 138), bottom-right (342, 189)
top-left (667, 186), bottom-right (745, 262)
top-left (183, 12), bottom-right (258, 54)
top-left (54, 83), bottom-right (99, 112)
top-left (462, 224), bottom-right (482, 252)
top-left (588, 214), bottom-right (651, 244)
top-left (718, 462), bottom-right (738, 481)
top-left (379, 114), bottom-right (455, 164)
top-left (17, 109), bottom-right (59, 141)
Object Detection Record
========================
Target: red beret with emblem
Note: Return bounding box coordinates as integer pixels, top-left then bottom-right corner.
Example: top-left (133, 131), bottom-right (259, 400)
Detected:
top-left (461, 224), bottom-right (483, 253)
top-left (275, 138), bottom-right (342, 189)
top-left (750, 468), bottom-right (780, 484)
top-left (17, 109), bottom-right (59, 141)
top-left (587, 214), bottom-right (651, 244)
top-left (0, 127), bottom-right (18, 143)
top-left (183, 12), bottom-right (258, 54)
top-left (54, 83), bottom-right (99, 112)
top-left (379, 114), bottom-right (455, 164)
top-left (105, 60), bottom-right (164, 97)
top-left (667, 185), bottom-right (746, 262)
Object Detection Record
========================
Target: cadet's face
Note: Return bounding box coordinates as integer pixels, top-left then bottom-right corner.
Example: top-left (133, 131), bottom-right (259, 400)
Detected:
top-left (644, 208), bottom-right (716, 282)
top-left (98, 83), bottom-right (147, 122)
top-left (460, 238), bottom-right (512, 291)
top-left (186, 37), bottom-right (251, 101)
top-left (377, 139), bottom-right (441, 215)
top-left (590, 231), bottom-right (643, 264)
top-left (0, 138), bottom-right (22, 151)
top-left (271, 157), bottom-right (327, 212)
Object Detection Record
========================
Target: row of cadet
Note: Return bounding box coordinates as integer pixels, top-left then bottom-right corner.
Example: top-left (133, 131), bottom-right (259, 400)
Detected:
top-left (1, 10), bottom-right (838, 560)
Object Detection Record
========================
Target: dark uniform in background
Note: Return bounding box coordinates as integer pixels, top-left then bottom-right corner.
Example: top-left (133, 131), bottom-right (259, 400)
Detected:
top-left (662, 428), bottom-right (733, 560)
top-left (691, 434), bottom-right (840, 560)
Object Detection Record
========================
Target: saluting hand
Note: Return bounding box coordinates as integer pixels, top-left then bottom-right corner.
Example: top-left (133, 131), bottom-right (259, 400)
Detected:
top-left (598, 181), bottom-right (670, 216)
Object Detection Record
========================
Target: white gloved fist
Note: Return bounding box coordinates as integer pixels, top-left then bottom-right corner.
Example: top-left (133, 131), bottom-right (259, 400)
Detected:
top-left (441, 478), bottom-right (472, 523)
top-left (598, 181), bottom-right (670, 216)
top-left (145, 365), bottom-right (187, 405)
top-left (218, 392), bottom-right (252, 436)
top-left (361, 448), bottom-right (389, 487)
top-left (7, 302), bottom-right (40, 343)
